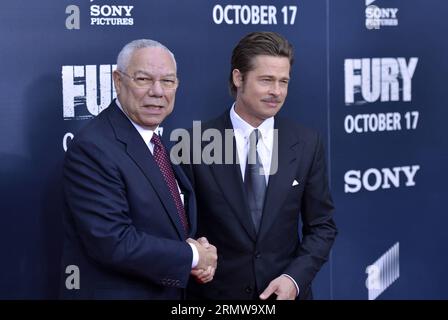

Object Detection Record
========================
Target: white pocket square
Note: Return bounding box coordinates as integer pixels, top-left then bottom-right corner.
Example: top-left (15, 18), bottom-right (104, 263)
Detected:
top-left (292, 180), bottom-right (299, 186)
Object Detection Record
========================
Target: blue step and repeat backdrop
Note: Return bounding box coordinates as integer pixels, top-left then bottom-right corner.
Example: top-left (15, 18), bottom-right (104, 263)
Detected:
top-left (0, 0), bottom-right (447, 299)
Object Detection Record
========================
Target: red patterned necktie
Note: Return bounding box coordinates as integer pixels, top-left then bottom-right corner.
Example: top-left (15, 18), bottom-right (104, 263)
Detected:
top-left (151, 133), bottom-right (189, 234)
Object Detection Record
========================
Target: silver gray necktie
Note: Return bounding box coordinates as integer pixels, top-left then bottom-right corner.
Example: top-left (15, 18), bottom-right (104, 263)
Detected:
top-left (244, 129), bottom-right (267, 233)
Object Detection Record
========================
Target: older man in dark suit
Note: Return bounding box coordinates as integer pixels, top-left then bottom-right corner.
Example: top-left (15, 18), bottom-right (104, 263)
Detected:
top-left (60, 39), bottom-right (217, 299)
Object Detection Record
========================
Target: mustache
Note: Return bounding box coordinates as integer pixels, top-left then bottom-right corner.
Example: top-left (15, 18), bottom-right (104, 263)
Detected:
top-left (261, 98), bottom-right (282, 103)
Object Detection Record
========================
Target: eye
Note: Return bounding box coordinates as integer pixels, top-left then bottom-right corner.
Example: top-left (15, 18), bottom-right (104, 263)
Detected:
top-left (161, 79), bottom-right (177, 88)
top-left (136, 77), bottom-right (151, 82)
top-left (161, 79), bottom-right (175, 84)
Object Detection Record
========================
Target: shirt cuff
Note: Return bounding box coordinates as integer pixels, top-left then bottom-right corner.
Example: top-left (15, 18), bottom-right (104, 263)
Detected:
top-left (282, 274), bottom-right (300, 297)
top-left (189, 242), bottom-right (199, 268)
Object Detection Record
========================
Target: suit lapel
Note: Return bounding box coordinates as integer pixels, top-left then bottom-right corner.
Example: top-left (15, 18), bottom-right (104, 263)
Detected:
top-left (107, 102), bottom-right (186, 239)
top-left (171, 146), bottom-right (197, 238)
top-left (258, 118), bottom-right (304, 238)
top-left (208, 113), bottom-right (257, 241)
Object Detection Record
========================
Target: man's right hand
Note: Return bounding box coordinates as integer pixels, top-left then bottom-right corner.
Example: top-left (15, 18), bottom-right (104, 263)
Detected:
top-left (187, 237), bottom-right (217, 283)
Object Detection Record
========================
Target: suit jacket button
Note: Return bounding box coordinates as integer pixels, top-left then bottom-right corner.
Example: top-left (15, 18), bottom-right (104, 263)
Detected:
top-left (255, 252), bottom-right (261, 259)
top-left (245, 286), bottom-right (252, 294)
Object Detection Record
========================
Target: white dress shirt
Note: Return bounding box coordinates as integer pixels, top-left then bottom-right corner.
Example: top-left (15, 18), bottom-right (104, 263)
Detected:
top-left (230, 104), bottom-right (274, 183)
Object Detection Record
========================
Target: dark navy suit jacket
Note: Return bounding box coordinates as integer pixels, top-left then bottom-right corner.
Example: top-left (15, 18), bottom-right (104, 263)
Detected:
top-left (185, 110), bottom-right (337, 300)
top-left (60, 101), bottom-right (196, 299)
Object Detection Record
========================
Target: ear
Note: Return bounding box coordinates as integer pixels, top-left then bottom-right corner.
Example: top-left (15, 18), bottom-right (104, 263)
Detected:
top-left (232, 69), bottom-right (243, 89)
top-left (112, 70), bottom-right (122, 95)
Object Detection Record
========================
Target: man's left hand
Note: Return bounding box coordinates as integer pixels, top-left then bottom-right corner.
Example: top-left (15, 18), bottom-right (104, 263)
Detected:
top-left (259, 275), bottom-right (297, 300)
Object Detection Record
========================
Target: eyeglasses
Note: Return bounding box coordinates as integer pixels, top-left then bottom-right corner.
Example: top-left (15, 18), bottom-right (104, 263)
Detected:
top-left (118, 71), bottom-right (178, 90)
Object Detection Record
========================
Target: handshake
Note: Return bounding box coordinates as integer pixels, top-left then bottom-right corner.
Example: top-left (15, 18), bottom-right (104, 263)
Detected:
top-left (187, 237), bottom-right (218, 284)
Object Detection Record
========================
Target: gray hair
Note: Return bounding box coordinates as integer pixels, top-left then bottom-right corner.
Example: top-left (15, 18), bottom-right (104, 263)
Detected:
top-left (116, 39), bottom-right (177, 72)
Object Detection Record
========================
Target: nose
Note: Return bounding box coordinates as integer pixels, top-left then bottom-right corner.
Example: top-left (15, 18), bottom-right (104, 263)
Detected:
top-left (147, 80), bottom-right (164, 97)
top-left (268, 81), bottom-right (282, 96)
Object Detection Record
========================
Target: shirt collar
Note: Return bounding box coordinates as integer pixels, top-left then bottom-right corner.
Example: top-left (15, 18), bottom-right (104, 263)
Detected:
top-left (230, 103), bottom-right (274, 151)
